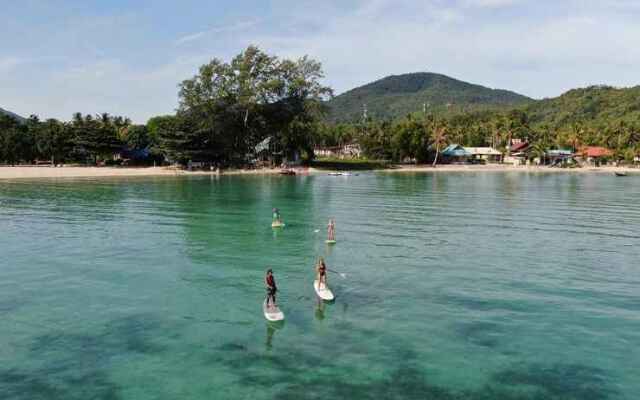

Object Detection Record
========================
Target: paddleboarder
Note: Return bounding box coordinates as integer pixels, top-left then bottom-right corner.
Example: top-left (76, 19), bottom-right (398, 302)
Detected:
top-left (272, 208), bottom-right (282, 225)
top-left (327, 218), bottom-right (335, 242)
top-left (265, 268), bottom-right (277, 308)
top-left (315, 257), bottom-right (328, 289)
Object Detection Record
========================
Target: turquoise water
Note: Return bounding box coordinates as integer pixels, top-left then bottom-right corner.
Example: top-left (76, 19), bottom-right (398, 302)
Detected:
top-left (1, 172), bottom-right (639, 399)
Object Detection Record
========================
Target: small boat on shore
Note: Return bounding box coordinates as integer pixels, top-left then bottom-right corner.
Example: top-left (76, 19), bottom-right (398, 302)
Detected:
top-left (328, 172), bottom-right (357, 176)
top-left (280, 169), bottom-right (296, 175)
top-left (615, 171), bottom-right (628, 177)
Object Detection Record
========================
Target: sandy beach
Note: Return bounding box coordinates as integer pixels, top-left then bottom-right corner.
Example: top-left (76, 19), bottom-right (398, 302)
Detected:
top-left (0, 166), bottom-right (303, 180)
top-left (0, 164), bottom-right (637, 180)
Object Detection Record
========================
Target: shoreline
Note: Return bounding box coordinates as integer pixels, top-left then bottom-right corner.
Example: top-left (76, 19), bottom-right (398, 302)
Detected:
top-left (0, 164), bottom-right (637, 180)
top-left (382, 164), bottom-right (640, 174)
top-left (0, 166), bottom-right (310, 180)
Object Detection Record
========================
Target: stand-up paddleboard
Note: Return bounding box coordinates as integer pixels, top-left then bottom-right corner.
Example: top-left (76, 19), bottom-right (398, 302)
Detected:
top-left (272, 221), bottom-right (285, 228)
top-left (325, 239), bottom-right (336, 245)
top-left (314, 280), bottom-right (335, 301)
top-left (263, 299), bottom-right (285, 321)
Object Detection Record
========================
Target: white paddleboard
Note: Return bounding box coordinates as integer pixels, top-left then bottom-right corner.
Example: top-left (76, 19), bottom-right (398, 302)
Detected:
top-left (314, 280), bottom-right (335, 301)
top-left (272, 221), bottom-right (285, 228)
top-left (325, 239), bottom-right (336, 245)
top-left (263, 300), bottom-right (285, 321)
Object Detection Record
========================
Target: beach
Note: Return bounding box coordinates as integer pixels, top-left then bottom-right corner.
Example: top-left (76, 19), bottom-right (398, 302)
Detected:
top-left (0, 166), bottom-right (304, 180)
top-left (0, 163), bottom-right (636, 180)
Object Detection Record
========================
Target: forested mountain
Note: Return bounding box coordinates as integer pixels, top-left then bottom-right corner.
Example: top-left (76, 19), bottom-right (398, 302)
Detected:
top-left (524, 85), bottom-right (640, 129)
top-left (317, 83), bottom-right (640, 163)
top-left (0, 107), bottom-right (25, 123)
top-left (325, 72), bottom-right (533, 123)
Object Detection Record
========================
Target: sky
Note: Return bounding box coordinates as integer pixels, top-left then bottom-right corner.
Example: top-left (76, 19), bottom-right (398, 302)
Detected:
top-left (2, 0), bottom-right (640, 123)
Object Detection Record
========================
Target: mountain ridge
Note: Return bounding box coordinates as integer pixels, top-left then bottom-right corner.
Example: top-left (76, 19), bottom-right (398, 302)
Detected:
top-left (0, 107), bottom-right (26, 122)
top-left (326, 72), bottom-right (534, 123)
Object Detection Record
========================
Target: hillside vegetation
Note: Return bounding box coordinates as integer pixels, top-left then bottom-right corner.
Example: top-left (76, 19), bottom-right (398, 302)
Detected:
top-left (0, 107), bottom-right (25, 123)
top-left (326, 72), bottom-right (533, 123)
top-left (317, 85), bottom-right (640, 163)
top-left (524, 85), bottom-right (640, 129)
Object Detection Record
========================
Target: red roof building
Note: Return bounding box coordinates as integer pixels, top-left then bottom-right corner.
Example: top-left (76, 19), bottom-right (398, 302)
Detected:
top-left (510, 141), bottom-right (529, 153)
top-left (579, 146), bottom-right (613, 158)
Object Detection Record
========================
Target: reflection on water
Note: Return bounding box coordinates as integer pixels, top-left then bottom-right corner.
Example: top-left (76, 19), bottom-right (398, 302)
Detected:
top-left (265, 322), bottom-right (284, 350)
top-left (0, 173), bottom-right (639, 399)
top-left (315, 298), bottom-right (325, 321)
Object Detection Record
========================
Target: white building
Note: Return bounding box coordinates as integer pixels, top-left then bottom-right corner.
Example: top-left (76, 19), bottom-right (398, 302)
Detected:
top-left (463, 147), bottom-right (503, 163)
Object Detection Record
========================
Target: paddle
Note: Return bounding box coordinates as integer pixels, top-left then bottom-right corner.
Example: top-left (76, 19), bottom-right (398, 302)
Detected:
top-left (327, 268), bottom-right (347, 279)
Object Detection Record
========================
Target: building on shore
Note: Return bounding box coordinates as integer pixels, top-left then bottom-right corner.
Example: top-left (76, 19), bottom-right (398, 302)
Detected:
top-left (544, 149), bottom-right (575, 167)
top-left (504, 141), bottom-right (530, 165)
top-left (576, 146), bottom-right (613, 166)
top-left (254, 136), bottom-right (283, 167)
top-left (441, 144), bottom-right (471, 164)
top-left (314, 143), bottom-right (362, 159)
top-left (464, 147), bottom-right (503, 163)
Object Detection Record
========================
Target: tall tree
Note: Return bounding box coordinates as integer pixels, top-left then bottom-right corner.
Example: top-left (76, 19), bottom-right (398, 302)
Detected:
top-left (175, 45), bottom-right (332, 165)
top-left (430, 118), bottom-right (448, 167)
top-left (36, 119), bottom-right (72, 164)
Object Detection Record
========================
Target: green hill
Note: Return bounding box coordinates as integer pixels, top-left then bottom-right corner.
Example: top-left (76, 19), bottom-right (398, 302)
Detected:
top-left (326, 72), bottom-right (533, 123)
top-left (0, 107), bottom-right (25, 122)
top-left (524, 85), bottom-right (640, 129)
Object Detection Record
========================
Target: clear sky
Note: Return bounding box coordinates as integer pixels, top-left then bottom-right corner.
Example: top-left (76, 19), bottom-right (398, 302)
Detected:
top-left (2, 0), bottom-right (639, 123)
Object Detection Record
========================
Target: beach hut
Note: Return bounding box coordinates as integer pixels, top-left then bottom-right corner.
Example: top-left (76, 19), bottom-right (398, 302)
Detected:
top-left (464, 147), bottom-right (503, 163)
top-left (545, 149), bottom-right (574, 167)
top-left (254, 136), bottom-right (283, 167)
top-left (314, 143), bottom-right (362, 159)
top-left (504, 141), bottom-right (530, 165)
top-left (442, 144), bottom-right (471, 164)
top-left (577, 146), bottom-right (613, 166)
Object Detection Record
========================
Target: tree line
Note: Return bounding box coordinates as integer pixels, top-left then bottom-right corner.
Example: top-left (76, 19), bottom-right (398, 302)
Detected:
top-left (0, 112), bottom-right (153, 166)
top-left (2, 46), bottom-right (640, 166)
top-left (0, 45), bottom-right (332, 166)
top-left (315, 108), bottom-right (640, 163)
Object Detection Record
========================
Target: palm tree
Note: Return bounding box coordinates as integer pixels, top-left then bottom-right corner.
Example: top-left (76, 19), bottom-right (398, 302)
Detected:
top-left (567, 122), bottom-right (583, 152)
top-left (430, 118), bottom-right (448, 167)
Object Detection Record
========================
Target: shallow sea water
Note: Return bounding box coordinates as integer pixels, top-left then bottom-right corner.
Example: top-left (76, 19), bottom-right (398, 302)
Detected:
top-left (0, 172), bottom-right (639, 399)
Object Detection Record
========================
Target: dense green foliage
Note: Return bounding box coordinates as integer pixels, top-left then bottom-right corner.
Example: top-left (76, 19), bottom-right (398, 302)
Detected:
top-left (165, 46), bottom-right (332, 165)
top-left (325, 72), bottom-right (533, 123)
top-left (320, 85), bottom-right (640, 163)
top-left (0, 46), bottom-right (331, 166)
top-left (2, 54), bottom-right (640, 167)
top-left (525, 85), bottom-right (640, 128)
top-left (0, 112), bottom-right (156, 165)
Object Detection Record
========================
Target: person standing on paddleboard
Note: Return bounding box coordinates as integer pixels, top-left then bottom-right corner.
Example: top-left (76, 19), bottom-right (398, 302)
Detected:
top-left (315, 257), bottom-right (328, 289)
top-left (265, 269), bottom-right (277, 308)
top-left (327, 218), bottom-right (335, 241)
top-left (272, 208), bottom-right (281, 224)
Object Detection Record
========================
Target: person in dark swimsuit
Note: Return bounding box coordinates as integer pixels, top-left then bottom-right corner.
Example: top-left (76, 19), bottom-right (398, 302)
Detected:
top-left (265, 269), bottom-right (277, 308)
top-left (316, 257), bottom-right (327, 289)
top-left (272, 208), bottom-right (282, 224)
